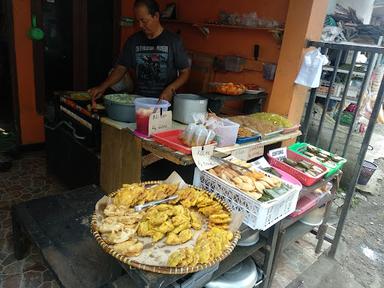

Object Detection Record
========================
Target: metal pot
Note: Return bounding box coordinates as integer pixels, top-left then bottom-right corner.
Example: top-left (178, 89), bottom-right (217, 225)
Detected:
top-left (173, 94), bottom-right (208, 124)
top-left (104, 94), bottom-right (139, 123)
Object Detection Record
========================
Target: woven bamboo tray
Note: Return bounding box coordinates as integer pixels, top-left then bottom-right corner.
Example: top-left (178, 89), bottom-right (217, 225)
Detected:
top-left (91, 181), bottom-right (241, 275)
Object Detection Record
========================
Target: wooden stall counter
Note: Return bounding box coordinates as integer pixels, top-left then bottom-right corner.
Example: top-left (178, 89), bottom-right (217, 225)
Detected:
top-left (100, 117), bottom-right (193, 194)
top-left (100, 117), bottom-right (301, 194)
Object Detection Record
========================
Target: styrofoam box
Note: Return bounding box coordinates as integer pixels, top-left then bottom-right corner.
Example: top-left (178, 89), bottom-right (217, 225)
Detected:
top-left (200, 171), bottom-right (300, 230)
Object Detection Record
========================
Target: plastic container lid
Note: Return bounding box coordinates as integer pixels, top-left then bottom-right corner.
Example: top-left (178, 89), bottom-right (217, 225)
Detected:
top-left (134, 97), bottom-right (171, 110)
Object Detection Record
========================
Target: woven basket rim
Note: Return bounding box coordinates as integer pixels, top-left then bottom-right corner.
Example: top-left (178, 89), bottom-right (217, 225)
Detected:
top-left (91, 181), bottom-right (241, 274)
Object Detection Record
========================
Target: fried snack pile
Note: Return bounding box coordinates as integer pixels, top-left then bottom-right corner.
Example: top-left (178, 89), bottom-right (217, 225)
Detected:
top-left (168, 227), bottom-right (233, 267)
top-left (98, 204), bottom-right (144, 257)
top-left (113, 183), bottom-right (178, 207)
top-left (97, 184), bottom-right (233, 267)
top-left (209, 164), bottom-right (281, 200)
top-left (137, 204), bottom-right (201, 244)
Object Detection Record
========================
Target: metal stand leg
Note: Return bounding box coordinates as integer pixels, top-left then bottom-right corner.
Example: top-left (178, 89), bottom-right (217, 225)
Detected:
top-left (315, 175), bottom-right (340, 253)
top-left (267, 228), bottom-right (286, 288)
top-left (263, 222), bottom-right (282, 288)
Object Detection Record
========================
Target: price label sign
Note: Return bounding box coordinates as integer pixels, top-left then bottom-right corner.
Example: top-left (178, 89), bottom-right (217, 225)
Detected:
top-left (251, 157), bottom-right (271, 170)
top-left (192, 144), bottom-right (218, 171)
top-left (232, 145), bottom-right (264, 161)
top-left (269, 147), bottom-right (287, 159)
top-left (148, 111), bottom-right (172, 136)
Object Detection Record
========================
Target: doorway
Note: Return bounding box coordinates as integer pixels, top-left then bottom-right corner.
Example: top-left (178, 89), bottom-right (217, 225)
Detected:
top-left (0, 0), bottom-right (20, 152)
top-left (31, 0), bottom-right (121, 113)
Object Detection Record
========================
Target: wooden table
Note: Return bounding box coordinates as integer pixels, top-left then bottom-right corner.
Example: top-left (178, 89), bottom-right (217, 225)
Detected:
top-left (100, 117), bottom-right (302, 194)
top-left (12, 185), bottom-right (279, 288)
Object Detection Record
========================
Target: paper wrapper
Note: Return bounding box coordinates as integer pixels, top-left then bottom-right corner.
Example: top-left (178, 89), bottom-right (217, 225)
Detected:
top-left (94, 172), bottom-right (243, 267)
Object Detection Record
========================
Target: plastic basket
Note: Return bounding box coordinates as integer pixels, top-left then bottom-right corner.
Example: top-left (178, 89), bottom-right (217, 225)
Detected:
top-left (200, 170), bottom-right (300, 230)
top-left (289, 142), bottom-right (346, 178)
top-left (268, 149), bottom-right (328, 186)
top-left (357, 160), bottom-right (377, 185)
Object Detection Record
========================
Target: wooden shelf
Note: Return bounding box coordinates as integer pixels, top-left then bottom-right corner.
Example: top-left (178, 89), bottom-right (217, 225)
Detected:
top-left (161, 19), bottom-right (284, 41)
top-left (195, 23), bottom-right (283, 32)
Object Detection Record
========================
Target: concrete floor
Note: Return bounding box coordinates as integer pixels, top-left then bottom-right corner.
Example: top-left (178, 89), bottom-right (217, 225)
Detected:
top-left (0, 147), bottom-right (383, 287)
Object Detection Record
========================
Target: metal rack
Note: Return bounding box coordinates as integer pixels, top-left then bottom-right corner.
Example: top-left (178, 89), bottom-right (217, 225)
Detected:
top-left (300, 40), bottom-right (384, 257)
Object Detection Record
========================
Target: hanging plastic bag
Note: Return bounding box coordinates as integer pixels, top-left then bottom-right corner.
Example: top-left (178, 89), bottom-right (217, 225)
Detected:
top-left (295, 49), bottom-right (329, 88)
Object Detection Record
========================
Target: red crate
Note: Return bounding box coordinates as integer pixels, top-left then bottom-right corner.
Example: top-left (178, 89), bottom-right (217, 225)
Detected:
top-left (152, 130), bottom-right (192, 154)
top-left (268, 149), bottom-right (328, 186)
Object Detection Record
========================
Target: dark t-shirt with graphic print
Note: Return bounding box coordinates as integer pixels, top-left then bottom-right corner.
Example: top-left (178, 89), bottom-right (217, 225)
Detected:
top-left (116, 30), bottom-right (190, 98)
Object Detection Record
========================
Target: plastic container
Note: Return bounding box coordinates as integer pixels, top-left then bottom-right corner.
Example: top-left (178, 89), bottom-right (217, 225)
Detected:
top-left (268, 149), bottom-right (328, 186)
top-left (289, 192), bottom-right (329, 218)
top-left (173, 94), bottom-right (208, 124)
top-left (152, 129), bottom-right (192, 154)
top-left (134, 98), bottom-right (171, 135)
top-left (214, 119), bottom-right (240, 147)
top-left (289, 142), bottom-right (347, 178)
top-left (200, 168), bottom-right (300, 230)
top-left (357, 160), bottom-right (377, 185)
top-left (104, 94), bottom-right (138, 122)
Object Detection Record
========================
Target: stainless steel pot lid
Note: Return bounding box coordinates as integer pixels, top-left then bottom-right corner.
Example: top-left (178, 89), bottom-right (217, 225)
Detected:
top-left (205, 257), bottom-right (258, 288)
top-left (174, 93), bottom-right (207, 101)
top-left (237, 230), bottom-right (260, 247)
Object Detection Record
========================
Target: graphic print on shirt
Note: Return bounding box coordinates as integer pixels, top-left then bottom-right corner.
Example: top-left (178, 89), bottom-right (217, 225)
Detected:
top-left (136, 45), bottom-right (169, 86)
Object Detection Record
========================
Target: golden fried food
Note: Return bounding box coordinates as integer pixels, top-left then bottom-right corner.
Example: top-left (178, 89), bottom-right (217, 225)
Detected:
top-left (103, 214), bottom-right (143, 226)
top-left (113, 238), bottom-right (144, 257)
top-left (168, 227), bottom-right (233, 267)
top-left (98, 221), bottom-right (124, 233)
top-left (137, 221), bottom-right (152, 237)
top-left (154, 221), bottom-right (175, 234)
top-left (104, 204), bottom-right (133, 217)
top-left (165, 229), bottom-right (193, 245)
top-left (190, 211), bottom-right (202, 230)
top-left (145, 184), bottom-right (179, 202)
top-left (198, 203), bottom-right (224, 216)
top-left (113, 184), bottom-right (145, 207)
top-left (101, 227), bottom-right (136, 244)
top-left (152, 231), bottom-right (165, 242)
top-left (98, 182), bottom-right (235, 267)
top-left (171, 214), bottom-right (189, 226)
top-left (148, 211), bottom-right (169, 226)
top-left (172, 222), bottom-right (191, 234)
top-left (209, 213), bottom-right (231, 224)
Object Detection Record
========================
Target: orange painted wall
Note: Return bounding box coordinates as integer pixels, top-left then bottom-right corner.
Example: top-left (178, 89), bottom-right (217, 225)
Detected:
top-left (12, 0), bottom-right (44, 144)
top-left (267, 0), bottom-right (328, 124)
top-left (120, 0), bottom-right (289, 102)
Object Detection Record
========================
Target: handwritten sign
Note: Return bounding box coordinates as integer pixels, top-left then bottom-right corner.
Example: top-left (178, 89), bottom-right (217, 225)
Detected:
top-left (148, 111), bottom-right (172, 136)
top-left (231, 145), bottom-right (264, 161)
top-left (251, 157), bottom-right (271, 170)
top-left (269, 147), bottom-right (287, 160)
top-left (192, 144), bottom-right (218, 171)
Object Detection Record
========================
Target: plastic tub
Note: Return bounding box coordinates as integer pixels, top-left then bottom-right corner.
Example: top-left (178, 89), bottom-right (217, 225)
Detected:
top-left (104, 94), bottom-right (138, 122)
top-left (214, 119), bottom-right (240, 147)
top-left (289, 142), bottom-right (347, 178)
top-left (134, 98), bottom-right (171, 135)
top-left (357, 160), bottom-right (377, 185)
top-left (268, 149), bottom-right (328, 186)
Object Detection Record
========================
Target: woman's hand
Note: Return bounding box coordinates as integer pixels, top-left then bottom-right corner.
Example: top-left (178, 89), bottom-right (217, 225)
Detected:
top-left (159, 86), bottom-right (175, 102)
top-left (88, 85), bottom-right (107, 99)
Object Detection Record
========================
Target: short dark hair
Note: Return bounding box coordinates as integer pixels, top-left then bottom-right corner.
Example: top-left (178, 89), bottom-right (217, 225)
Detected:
top-left (134, 0), bottom-right (160, 17)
